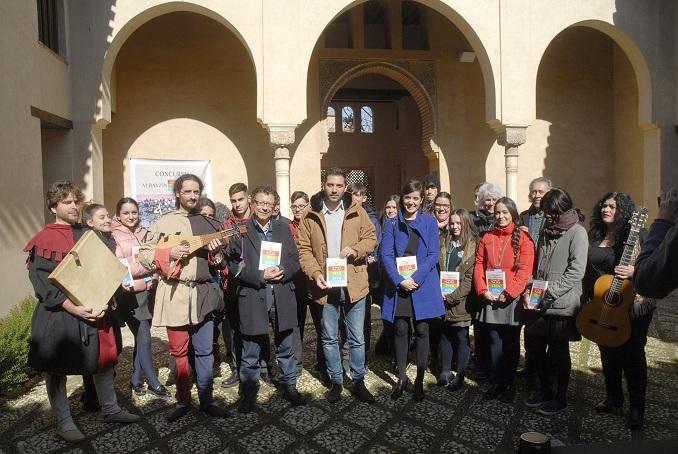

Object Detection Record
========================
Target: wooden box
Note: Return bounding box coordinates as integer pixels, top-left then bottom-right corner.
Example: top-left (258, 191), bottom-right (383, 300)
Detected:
top-left (48, 230), bottom-right (127, 313)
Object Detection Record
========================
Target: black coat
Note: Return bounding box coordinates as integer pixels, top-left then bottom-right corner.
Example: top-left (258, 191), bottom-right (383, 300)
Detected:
top-left (27, 227), bottom-right (122, 375)
top-left (226, 217), bottom-right (300, 336)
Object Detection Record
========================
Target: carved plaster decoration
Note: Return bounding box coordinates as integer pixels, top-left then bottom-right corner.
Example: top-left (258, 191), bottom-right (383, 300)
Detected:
top-left (494, 125), bottom-right (528, 148)
top-left (267, 126), bottom-right (296, 148)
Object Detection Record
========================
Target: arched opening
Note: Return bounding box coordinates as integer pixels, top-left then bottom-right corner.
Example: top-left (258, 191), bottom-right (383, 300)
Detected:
top-left (293, 0), bottom-right (494, 210)
top-left (102, 11), bottom-right (268, 215)
top-left (534, 25), bottom-right (650, 214)
top-left (324, 73), bottom-right (427, 205)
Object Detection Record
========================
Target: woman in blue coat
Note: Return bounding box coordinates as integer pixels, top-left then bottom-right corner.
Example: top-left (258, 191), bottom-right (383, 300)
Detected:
top-left (381, 180), bottom-right (445, 401)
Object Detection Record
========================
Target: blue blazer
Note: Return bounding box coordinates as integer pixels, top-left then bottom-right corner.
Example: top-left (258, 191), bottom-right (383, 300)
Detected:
top-left (380, 210), bottom-right (444, 322)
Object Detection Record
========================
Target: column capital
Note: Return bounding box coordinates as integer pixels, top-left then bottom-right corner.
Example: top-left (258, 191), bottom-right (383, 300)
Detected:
top-left (493, 124), bottom-right (528, 148)
top-left (266, 124), bottom-right (297, 148)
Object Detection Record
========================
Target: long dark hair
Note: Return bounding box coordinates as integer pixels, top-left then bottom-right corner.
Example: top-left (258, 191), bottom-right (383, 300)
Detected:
top-left (116, 197), bottom-right (139, 216)
top-left (588, 191), bottom-right (636, 258)
top-left (451, 208), bottom-right (478, 249)
top-left (494, 197), bottom-right (523, 270)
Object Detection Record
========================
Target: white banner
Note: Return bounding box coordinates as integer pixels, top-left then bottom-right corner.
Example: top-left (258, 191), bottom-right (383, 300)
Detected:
top-left (129, 158), bottom-right (213, 228)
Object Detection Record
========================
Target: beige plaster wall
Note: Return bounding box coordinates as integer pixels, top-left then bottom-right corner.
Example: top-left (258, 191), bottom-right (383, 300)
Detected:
top-left (41, 129), bottom-right (75, 218)
top-left (428, 10), bottom-right (497, 211)
top-left (613, 45), bottom-right (644, 204)
top-left (102, 12), bottom-right (268, 209)
top-left (530, 27), bottom-right (615, 217)
top-left (0, 1), bottom-right (72, 316)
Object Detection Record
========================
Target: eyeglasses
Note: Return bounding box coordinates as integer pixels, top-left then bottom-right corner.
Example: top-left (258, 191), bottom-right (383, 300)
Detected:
top-left (434, 203), bottom-right (451, 209)
top-left (180, 190), bottom-right (201, 196)
top-left (291, 204), bottom-right (308, 211)
top-left (254, 200), bottom-right (273, 208)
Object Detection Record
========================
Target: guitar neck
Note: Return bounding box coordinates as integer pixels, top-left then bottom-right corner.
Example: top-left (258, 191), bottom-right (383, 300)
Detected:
top-left (609, 229), bottom-right (640, 293)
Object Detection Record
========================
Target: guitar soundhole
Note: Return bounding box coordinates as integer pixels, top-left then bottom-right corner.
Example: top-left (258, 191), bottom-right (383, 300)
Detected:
top-left (605, 292), bottom-right (622, 306)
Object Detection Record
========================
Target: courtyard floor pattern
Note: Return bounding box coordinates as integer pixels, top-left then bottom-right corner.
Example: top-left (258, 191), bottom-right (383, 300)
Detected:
top-left (2, 294), bottom-right (678, 453)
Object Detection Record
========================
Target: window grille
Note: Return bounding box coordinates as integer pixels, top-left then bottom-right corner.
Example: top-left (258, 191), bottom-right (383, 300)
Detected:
top-left (360, 106), bottom-right (374, 133)
top-left (37, 0), bottom-right (59, 54)
top-left (342, 106), bottom-right (355, 133)
top-left (321, 168), bottom-right (375, 208)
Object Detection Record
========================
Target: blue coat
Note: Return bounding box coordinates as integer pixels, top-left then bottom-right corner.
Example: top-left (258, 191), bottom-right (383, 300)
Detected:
top-left (381, 211), bottom-right (445, 322)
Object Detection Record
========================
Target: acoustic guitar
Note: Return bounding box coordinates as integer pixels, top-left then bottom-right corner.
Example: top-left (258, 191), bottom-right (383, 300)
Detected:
top-left (576, 208), bottom-right (648, 347)
top-left (156, 224), bottom-right (247, 254)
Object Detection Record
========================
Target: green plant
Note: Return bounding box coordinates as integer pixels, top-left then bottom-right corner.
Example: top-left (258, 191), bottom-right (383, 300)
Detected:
top-left (0, 296), bottom-right (37, 393)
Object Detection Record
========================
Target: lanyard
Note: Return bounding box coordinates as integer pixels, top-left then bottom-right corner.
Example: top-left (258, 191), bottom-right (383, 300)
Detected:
top-left (491, 234), bottom-right (511, 269)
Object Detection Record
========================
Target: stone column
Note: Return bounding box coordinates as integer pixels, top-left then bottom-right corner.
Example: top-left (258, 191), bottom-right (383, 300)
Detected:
top-left (269, 126), bottom-right (296, 219)
top-left (496, 125), bottom-right (527, 202)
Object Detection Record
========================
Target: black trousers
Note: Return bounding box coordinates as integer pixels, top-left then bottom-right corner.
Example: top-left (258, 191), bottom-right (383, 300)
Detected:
top-left (473, 321), bottom-right (492, 376)
top-left (532, 334), bottom-right (571, 402)
top-left (486, 323), bottom-right (521, 387)
top-left (598, 313), bottom-right (653, 410)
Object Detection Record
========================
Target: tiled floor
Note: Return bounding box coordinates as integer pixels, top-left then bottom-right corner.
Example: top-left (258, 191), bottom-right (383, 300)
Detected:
top-left (2, 295), bottom-right (678, 453)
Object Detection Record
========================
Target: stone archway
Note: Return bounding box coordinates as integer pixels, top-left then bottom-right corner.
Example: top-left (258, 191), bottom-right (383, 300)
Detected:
top-left (320, 61), bottom-right (438, 163)
top-left (534, 20), bottom-right (659, 214)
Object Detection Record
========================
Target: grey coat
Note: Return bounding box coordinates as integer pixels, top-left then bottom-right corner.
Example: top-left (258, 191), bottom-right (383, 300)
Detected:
top-left (534, 223), bottom-right (588, 317)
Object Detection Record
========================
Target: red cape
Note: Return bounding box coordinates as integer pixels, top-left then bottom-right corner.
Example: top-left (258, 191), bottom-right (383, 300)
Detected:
top-left (23, 223), bottom-right (75, 266)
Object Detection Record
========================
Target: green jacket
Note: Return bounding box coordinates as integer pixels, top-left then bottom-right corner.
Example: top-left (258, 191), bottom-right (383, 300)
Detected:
top-left (439, 232), bottom-right (476, 323)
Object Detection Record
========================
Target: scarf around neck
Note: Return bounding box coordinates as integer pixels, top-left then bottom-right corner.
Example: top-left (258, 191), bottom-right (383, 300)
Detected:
top-left (543, 209), bottom-right (579, 236)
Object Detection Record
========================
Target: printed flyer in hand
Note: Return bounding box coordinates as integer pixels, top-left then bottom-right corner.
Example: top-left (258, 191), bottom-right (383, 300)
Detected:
top-left (396, 256), bottom-right (417, 279)
top-left (486, 269), bottom-right (506, 296)
top-left (326, 257), bottom-right (348, 287)
top-left (528, 280), bottom-right (548, 309)
top-left (440, 271), bottom-right (460, 295)
top-left (259, 241), bottom-right (282, 270)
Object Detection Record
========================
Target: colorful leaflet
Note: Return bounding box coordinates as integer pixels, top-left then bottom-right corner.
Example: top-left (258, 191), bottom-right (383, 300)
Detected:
top-left (326, 257), bottom-right (348, 287)
top-left (440, 271), bottom-right (460, 295)
top-left (528, 279), bottom-right (548, 309)
top-left (396, 256), bottom-right (417, 279)
top-left (259, 241), bottom-right (282, 270)
top-left (485, 269), bottom-right (506, 296)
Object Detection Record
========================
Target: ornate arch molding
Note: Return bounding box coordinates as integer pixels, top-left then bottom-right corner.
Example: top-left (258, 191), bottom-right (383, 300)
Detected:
top-left (320, 60), bottom-right (438, 159)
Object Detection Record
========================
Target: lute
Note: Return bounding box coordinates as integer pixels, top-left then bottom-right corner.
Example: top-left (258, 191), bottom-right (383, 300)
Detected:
top-left (576, 207), bottom-right (648, 347)
top-left (156, 225), bottom-right (247, 254)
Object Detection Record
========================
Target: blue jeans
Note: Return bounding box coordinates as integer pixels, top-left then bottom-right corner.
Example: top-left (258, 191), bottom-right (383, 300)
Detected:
top-left (321, 289), bottom-right (366, 384)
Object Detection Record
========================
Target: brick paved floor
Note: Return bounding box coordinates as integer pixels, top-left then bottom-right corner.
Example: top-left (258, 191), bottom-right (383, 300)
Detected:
top-left (2, 295), bottom-right (678, 453)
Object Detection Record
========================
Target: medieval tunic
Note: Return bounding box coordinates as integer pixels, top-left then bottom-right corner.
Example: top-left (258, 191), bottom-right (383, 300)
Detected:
top-left (25, 224), bottom-right (120, 375)
top-left (139, 210), bottom-right (224, 327)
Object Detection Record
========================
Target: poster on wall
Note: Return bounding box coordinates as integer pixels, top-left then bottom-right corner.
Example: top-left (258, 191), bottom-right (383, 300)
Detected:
top-left (129, 158), bottom-right (213, 228)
